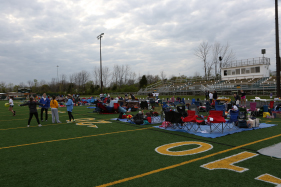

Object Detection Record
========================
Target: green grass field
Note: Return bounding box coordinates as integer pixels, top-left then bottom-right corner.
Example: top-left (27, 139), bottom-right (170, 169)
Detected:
top-left (1, 100), bottom-right (281, 187)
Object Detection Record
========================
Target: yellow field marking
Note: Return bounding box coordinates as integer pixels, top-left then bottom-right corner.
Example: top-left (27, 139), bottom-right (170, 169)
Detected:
top-left (201, 151), bottom-right (258, 172)
top-left (155, 141), bottom-right (213, 156)
top-left (0, 127), bottom-right (152, 150)
top-left (96, 133), bottom-right (281, 187)
top-left (0, 123), bottom-right (69, 131)
top-left (255, 173), bottom-right (281, 185)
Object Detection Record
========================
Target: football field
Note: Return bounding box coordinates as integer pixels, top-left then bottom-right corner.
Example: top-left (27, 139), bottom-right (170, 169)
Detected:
top-left (0, 101), bottom-right (281, 187)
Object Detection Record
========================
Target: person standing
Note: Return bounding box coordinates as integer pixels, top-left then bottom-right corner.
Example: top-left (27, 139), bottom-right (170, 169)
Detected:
top-left (20, 97), bottom-right (43, 127)
top-left (39, 93), bottom-right (50, 122)
top-left (213, 91), bottom-right (218, 101)
top-left (240, 90), bottom-right (246, 108)
top-left (205, 91), bottom-right (208, 100)
top-left (209, 92), bottom-right (213, 103)
top-left (8, 96), bottom-right (16, 116)
top-left (66, 94), bottom-right (75, 123)
top-left (50, 95), bottom-right (61, 124)
top-left (233, 93), bottom-right (240, 107)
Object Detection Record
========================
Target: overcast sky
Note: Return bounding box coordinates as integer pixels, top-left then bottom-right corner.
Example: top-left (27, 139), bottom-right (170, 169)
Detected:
top-left (0, 0), bottom-right (278, 85)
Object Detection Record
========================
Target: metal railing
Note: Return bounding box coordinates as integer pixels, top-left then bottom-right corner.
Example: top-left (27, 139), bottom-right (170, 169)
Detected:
top-left (222, 57), bottom-right (270, 68)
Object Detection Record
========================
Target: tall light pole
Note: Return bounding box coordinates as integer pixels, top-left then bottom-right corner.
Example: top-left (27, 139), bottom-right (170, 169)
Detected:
top-left (97, 33), bottom-right (104, 93)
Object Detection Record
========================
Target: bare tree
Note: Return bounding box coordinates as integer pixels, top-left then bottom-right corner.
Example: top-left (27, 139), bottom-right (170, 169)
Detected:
top-left (194, 41), bottom-right (212, 80)
top-left (19, 82), bottom-right (26, 88)
top-left (93, 66), bottom-right (101, 86)
top-left (212, 42), bottom-right (236, 76)
top-left (0, 82), bottom-right (6, 92)
top-left (27, 80), bottom-right (34, 88)
top-left (102, 66), bottom-right (110, 87)
top-left (160, 70), bottom-right (167, 81)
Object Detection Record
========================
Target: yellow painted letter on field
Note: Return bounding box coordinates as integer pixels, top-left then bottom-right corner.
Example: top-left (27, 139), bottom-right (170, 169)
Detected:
top-left (155, 141), bottom-right (213, 156)
top-left (201, 151), bottom-right (258, 173)
top-left (255, 174), bottom-right (281, 185)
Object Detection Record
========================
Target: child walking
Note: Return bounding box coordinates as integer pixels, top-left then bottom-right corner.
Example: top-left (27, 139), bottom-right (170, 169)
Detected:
top-left (8, 96), bottom-right (16, 116)
top-left (66, 94), bottom-right (75, 123)
top-left (20, 97), bottom-right (43, 127)
top-left (50, 95), bottom-right (61, 123)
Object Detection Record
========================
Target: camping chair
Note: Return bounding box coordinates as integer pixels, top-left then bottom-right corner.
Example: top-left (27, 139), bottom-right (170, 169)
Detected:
top-left (97, 103), bottom-right (109, 113)
top-left (269, 101), bottom-right (274, 109)
top-left (181, 110), bottom-right (204, 131)
top-left (249, 102), bottom-right (258, 117)
top-left (205, 101), bottom-right (210, 112)
top-left (207, 110), bottom-right (226, 133)
top-left (215, 105), bottom-right (226, 117)
top-left (263, 105), bottom-right (268, 112)
top-left (174, 101), bottom-right (180, 106)
top-left (152, 106), bottom-right (163, 123)
top-left (191, 98), bottom-right (196, 105)
top-left (164, 111), bottom-right (183, 129)
top-left (182, 110), bottom-right (197, 131)
top-left (189, 104), bottom-right (199, 115)
top-left (113, 103), bottom-right (120, 112)
top-left (149, 98), bottom-right (156, 107)
top-left (140, 101), bottom-right (148, 109)
top-left (181, 98), bottom-right (185, 104)
top-left (177, 105), bottom-right (187, 117)
top-left (225, 110), bottom-right (239, 130)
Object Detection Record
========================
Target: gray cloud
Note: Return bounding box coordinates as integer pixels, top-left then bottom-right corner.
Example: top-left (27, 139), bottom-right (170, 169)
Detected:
top-left (0, 0), bottom-right (277, 85)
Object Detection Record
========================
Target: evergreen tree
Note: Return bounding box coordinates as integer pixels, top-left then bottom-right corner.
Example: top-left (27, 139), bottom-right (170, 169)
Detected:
top-left (139, 75), bottom-right (147, 88)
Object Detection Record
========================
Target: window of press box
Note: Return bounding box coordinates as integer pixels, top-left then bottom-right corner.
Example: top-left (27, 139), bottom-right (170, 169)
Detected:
top-left (224, 70), bottom-right (227, 76)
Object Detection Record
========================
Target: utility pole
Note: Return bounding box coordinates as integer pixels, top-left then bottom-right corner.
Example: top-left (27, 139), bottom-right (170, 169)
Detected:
top-left (275, 0), bottom-right (280, 97)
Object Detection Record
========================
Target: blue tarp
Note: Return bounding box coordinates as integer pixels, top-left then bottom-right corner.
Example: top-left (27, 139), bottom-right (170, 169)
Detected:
top-left (153, 123), bottom-right (277, 138)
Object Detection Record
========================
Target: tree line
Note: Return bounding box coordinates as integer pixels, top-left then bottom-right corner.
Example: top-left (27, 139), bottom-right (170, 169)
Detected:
top-left (0, 64), bottom-right (163, 95)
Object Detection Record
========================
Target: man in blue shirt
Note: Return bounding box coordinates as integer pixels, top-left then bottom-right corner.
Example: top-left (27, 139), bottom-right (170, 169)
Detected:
top-left (39, 93), bottom-right (50, 121)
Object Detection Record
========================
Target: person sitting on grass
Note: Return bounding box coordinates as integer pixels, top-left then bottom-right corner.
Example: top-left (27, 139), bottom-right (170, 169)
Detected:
top-left (20, 97), bottom-right (43, 127)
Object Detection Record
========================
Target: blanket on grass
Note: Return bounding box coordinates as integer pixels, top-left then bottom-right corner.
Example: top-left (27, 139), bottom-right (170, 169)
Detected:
top-left (153, 123), bottom-right (277, 138)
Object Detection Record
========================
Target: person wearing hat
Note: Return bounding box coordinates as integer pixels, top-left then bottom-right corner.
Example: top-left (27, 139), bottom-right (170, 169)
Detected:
top-left (66, 94), bottom-right (75, 123)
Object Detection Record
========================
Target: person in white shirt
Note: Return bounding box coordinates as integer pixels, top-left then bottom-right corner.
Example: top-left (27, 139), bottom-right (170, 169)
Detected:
top-left (8, 96), bottom-right (16, 116)
top-left (209, 92), bottom-right (213, 103)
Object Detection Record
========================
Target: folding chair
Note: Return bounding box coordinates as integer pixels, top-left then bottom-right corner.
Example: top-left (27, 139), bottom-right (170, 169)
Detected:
top-left (177, 105), bottom-right (187, 117)
top-left (152, 106), bottom-right (163, 123)
top-left (174, 101), bottom-right (180, 106)
top-left (191, 98), bottom-right (196, 105)
top-left (205, 101), bottom-right (210, 113)
top-left (164, 111), bottom-right (183, 129)
top-left (181, 98), bottom-right (185, 104)
top-left (182, 110), bottom-right (197, 131)
top-left (140, 101), bottom-right (148, 109)
top-left (249, 102), bottom-right (257, 117)
top-left (270, 101), bottom-right (274, 109)
top-left (207, 110), bottom-right (226, 133)
top-left (225, 110), bottom-right (239, 130)
top-left (215, 105), bottom-right (226, 117)
top-left (189, 104), bottom-right (199, 115)
top-left (113, 103), bottom-right (120, 112)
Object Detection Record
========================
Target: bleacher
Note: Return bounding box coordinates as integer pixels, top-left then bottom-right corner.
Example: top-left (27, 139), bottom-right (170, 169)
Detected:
top-left (138, 76), bottom-right (276, 95)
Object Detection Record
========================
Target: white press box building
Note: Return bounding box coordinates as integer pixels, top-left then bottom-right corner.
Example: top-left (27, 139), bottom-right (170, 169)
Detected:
top-left (221, 57), bottom-right (270, 81)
